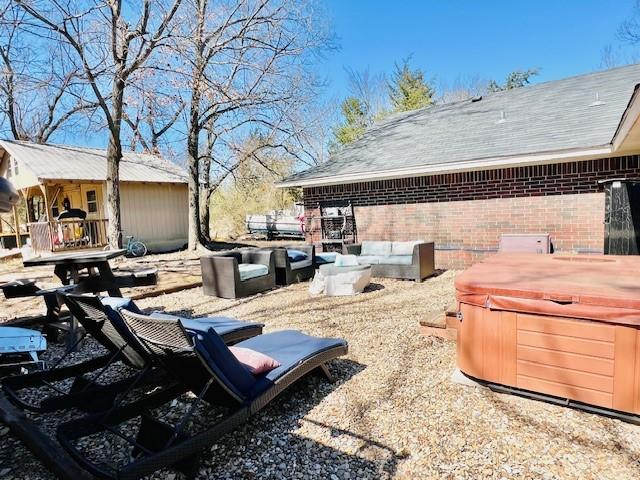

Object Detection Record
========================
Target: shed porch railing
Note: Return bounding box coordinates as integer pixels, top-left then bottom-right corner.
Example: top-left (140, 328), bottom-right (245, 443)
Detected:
top-left (28, 219), bottom-right (109, 253)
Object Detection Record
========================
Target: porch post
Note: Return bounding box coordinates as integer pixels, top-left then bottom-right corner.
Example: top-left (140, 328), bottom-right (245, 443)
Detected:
top-left (40, 184), bottom-right (50, 221)
top-left (12, 203), bottom-right (20, 247)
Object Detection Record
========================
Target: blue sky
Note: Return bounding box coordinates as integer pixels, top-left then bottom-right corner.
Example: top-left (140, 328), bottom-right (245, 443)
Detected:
top-left (320, 0), bottom-right (638, 99)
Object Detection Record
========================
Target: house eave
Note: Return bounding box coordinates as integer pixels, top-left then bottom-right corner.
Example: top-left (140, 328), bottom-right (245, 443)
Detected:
top-left (277, 145), bottom-right (615, 188)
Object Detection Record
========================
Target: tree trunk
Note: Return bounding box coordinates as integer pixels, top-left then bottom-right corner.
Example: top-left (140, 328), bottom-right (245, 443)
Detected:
top-left (186, 131), bottom-right (201, 250)
top-left (106, 79), bottom-right (124, 249)
top-left (199, 187), bottom-right (212, 243)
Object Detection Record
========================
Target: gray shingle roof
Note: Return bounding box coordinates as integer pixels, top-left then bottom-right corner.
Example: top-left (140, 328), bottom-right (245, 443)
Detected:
top-left (283, 64), bottom-right (640, 186)
top-left (0, 140), bottom-right (187, 184)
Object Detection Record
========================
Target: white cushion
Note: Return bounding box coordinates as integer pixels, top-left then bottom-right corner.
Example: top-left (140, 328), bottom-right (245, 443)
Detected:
top-left (390, 241), bottom-right (420, 256)
top-left (238, 263), bottom-right (269, 281)
top-left (378, 255), bottom-right (413, 265)
top-left (357, 255), bottom-right (382, 265)
top-left (335, 254), bottom-right (359, 267)
top-left (361, 241), bottom-right (391, 256)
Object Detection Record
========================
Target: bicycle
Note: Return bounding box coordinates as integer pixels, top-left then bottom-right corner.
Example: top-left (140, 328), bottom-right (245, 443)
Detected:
top-left (104, 235), bottom-right (148, 257)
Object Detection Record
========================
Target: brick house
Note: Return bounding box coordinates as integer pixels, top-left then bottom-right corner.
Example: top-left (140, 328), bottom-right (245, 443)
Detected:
top-left (278, 64), bottom-right (640, 269)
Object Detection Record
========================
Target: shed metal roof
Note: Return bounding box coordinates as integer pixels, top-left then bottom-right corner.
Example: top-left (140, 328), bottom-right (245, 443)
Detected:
top-left (0, 140), bottom-right (187, 184)
top-left (281, 64), bottom-right (640, 187)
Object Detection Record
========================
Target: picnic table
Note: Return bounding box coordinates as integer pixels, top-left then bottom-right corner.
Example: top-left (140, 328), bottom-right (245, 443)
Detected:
top-left (24, 249), bottom-right (126, 297)
top-left (22, 249), bottom-right (126, 347)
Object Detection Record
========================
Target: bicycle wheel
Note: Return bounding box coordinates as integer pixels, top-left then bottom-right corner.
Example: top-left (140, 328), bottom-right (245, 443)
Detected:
top-left (128, 241), bottom-right (147, 257)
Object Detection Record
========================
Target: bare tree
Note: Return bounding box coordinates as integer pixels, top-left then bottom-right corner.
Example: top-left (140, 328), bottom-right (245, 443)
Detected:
top-left (176, 0), bottom-right (332, 249)
top-left (344, 66), bottom-right (388, 121)
top-left (122, 68), bottom-right (184, 154)
top-left (17, 0), bottom-right (182, 247)
top-left (438, 74), bottom-right (489, 103)
top-left (619, 0), bottom-right (640, 46)
top-left (0, 2), bottom-right (98, 142)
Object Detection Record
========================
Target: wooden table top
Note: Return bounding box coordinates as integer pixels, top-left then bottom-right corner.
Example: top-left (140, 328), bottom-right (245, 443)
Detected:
top-left (23, 249), bottom-right (126, 267)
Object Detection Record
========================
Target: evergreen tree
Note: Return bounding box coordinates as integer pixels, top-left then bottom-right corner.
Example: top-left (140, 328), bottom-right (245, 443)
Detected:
top-left (387, 59), bottom-right (434, 112)
top-left (332, 96), bottom-right (369, 147)
top-left (488, 68), bottom-right (539, 92)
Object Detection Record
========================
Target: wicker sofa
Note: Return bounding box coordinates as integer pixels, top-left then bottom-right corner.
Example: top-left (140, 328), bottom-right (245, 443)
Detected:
top-left (201, 249), bottom-right (275, 299)
top-left (344, 240), bottom-right (435, 282)
top-left (269, 244), bottom-right (316, 286)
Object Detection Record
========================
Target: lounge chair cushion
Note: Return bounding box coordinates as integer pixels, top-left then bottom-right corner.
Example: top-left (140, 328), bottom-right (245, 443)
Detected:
top-left (240, 330), bottom-right (347, 398)
top-left (194, 328), bottom-right (346, 401)
top-left (315, 252), bottom-right (337, 264)
top-left (286, 249), bottom-right (308, 262)
top-left (229, 346), bottom-right (281, 374)
top-left (357, 255), bottom-right (382, 265)
top-left (391, 241), bottom-right (420, 256)
top-left (378, 255), bottom-right (413, 265)
top-left (150, 311), bottom-right (261, 338)
top-left (361, 241), bottom-right (391, 256)
top-left (238, 263), bottom-right (269, 281)
top-left (193, 327), bottom-right (257, 400)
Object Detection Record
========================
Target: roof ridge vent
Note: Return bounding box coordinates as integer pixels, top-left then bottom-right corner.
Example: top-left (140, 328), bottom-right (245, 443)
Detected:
top-left (589, 92), bottom-right (605, 107)
top-left (496, 110), bottom-right (507, 124)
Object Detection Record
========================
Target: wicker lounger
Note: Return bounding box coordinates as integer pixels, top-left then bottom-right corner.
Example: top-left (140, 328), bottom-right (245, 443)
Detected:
top-left (2, 294), bottom-right (263, 413)
top-left (57, 311), bottom-right (348, 479)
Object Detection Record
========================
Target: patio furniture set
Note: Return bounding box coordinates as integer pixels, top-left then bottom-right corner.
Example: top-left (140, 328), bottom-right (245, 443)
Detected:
top-left (200, 240), bottom-right (436, 298)
top-left (0, 256), bottom-right (349, 478)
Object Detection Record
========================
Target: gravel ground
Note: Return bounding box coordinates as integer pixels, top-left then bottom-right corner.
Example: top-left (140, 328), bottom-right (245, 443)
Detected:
top-left (1, 271), bottom-right (640, 479)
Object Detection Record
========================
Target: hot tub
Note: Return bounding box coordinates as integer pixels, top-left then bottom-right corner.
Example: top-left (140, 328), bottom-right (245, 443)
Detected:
top-left (455, 253), bottom-right (640, 419)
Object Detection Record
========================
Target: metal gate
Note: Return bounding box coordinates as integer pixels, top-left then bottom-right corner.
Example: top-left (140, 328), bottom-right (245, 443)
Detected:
top-left (604, 180), bottom-right (640, 255)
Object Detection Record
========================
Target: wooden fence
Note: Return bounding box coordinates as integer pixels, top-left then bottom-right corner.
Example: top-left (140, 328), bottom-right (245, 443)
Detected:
top-left (28, 219), bottom-right (109, 253)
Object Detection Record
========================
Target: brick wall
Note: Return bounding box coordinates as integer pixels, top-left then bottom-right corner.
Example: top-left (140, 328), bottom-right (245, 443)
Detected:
top-left (303, 155), bottom-right (640, 269)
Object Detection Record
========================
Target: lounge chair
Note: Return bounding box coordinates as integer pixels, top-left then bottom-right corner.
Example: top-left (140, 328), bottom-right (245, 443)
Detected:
top-left (57, 311), bottom-right (348, 479)
top-left (2, 294), bottom-right (263, 413)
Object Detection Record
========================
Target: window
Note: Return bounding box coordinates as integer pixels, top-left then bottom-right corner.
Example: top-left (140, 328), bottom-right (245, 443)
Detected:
top-left (13, 159), bottom-right (18, 176)
top-left (86, 190), bottom-right (98, 213)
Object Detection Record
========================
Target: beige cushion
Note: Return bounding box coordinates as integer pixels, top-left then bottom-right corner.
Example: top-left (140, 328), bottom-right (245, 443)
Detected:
top-left (361, 241), bottom-right (391, 256)
top-left (391, 241), bottom-right (420, 256)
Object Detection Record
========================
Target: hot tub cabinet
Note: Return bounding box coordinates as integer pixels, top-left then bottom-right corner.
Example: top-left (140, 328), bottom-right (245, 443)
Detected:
top-left (455, 254), bottom-right (640, 419)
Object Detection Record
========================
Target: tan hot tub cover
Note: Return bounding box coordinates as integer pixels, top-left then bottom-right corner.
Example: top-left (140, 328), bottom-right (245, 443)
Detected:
top-left (455, 254), bottom-right (640, 326)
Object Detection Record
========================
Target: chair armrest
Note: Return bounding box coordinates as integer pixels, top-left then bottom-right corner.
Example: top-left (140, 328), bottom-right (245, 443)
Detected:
top-left (200, 255), bottom-right (239, 284)
top-left (413, 242), bottom-right (435, 275)
top-left (271, 248), bottom-right (290, 269)
top-left (344, 244), bottom-right (361, 255)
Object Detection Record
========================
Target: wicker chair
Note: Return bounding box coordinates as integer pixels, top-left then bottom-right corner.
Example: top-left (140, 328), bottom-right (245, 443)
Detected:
top-left (200, 249), bottom-right (276, 299)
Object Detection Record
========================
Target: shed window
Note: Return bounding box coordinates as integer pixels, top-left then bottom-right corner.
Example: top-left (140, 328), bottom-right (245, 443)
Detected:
top-left (86, 190), bottom-right (98, 213)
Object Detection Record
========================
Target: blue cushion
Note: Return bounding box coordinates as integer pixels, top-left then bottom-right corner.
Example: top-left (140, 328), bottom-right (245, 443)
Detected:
top-left (287, 249), bottom-right (308, 262)
top-left (238, 330), bottom-right (347, 398)
top-left (150, 311), bottom-right (261, 338)
top-left (192, 329), bottom-right (346, 402)
top-left (99, 297), bottom-right (149, 357)
top-left (315, 252), bottom-right (337, 264)
top-left (238, 263), bottom-right (269, 281)
top-left (192, 327), bottom-right (257, 401)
